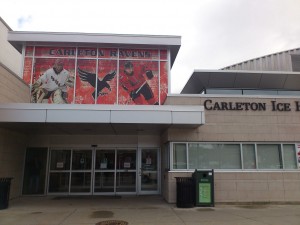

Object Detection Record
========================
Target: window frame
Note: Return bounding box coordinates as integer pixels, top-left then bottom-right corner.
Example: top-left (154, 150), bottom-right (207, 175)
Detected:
top-left (170, 142), bottom-right (299, 171)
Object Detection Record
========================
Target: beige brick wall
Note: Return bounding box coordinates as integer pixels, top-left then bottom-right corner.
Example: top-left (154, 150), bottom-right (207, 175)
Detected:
top-left (165, 95), bottom-right (300, 142)
top-left (0, 128), bottom-right (27, 199)
top-left (163, 95), bottom-right (300, 203)
top-left (164, 171), bottom-right (300, 203)
top-left (0, 65), bottom-right (30, 103)
top-left (0, 18), bottom-right (29, 103)
top-left (0, 18), bottom-right (22, 76)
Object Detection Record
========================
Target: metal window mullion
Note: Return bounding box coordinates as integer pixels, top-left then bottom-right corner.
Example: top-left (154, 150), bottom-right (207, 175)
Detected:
top-left (45, 147), bottom-right (50, 195)
top-left (281, 144), bottom-right (285, 169)
top-left (240, 143), bottom-right (244, 170)
top-left (186, 143), bottom-right (189, 170)
top-left (116, 48), bottom-right (120, 105)
top-left (47, 149), bottom-right (52, 194)
top-left (95, 49), bottom-right (99, 104)
top-left (295, 144), bottom-right (299, 169)
top-left (167, 49), bottom-right (171, 95)
top-left (73, 47), bottom-right (78, 104)
top-left (21, 44), bottom-right (26, 79)
top-left (29, 46), bottom-right (36, 97)
top-left (91, 148), bottom-right (96, 194)
top-left (158, 50), bottom-right (161, 105)
top-left (114, 149), bottom-right (117, 193)
top-left (69, 150), bottom-right (73, 193)
top-left (170, 142), bottom-right (174, 170)
top-left (255, 143), bottom-right (258, 169)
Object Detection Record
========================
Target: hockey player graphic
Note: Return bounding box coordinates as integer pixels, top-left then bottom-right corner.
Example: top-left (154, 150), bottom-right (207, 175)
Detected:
top-left (120, 61), bottom-right (158, 105)
top-left (31, 59), bottom-right (74, 104)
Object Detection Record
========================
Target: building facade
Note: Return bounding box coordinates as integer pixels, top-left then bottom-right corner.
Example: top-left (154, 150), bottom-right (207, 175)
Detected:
top-left (0, 17), bottom-right (299, 203)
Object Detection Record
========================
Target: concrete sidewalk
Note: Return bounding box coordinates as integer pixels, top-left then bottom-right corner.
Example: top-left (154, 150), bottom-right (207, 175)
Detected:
top-left (0, 196), bottom-right (300, 225)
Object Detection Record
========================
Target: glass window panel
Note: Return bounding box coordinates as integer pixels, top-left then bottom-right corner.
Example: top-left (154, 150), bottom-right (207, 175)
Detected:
top-left (23, 148), bottom-right (48, 195)
top-left (278, 91), bottom-right (300, 96)
top-left (48, 172), bottom-right (70, 193)
top-left (188, 144), bottom-right (199, 169)
top-left (50, 150), bottom-right (71, 170)
top-left (243, 90), bottom-right (278, 95)
top-left (206, 89), bottom-right (242, 95)
top-left (117, 150), bottom-right (136, 170)
top-left (283, 144), bottom-right (297, 169)
top-left (242, 144), bottom-right (256, 169)
top-left (188, 143), bottom-right (241, 169)
top-left (257, 144), bottom-right (282, 169)
top-left (70, 172), bottom-right (91, 192)
top-left (95, 150), bottom-right (115, 170)
top-left (173, 144), bottom-right (187, 169)
top-left (72, 150), bottom-right (92, 170)
top-left (116, 172), bottom-right (136, 192)
top-left (94, 172), bottom-right (115, 192)
top-left (220, 144), bottom-right (241, 169)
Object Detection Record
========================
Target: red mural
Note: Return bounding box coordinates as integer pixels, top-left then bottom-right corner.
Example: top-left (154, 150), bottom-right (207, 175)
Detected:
top-left (118, 60), bottom-right (159, 105)
top-left (23, 46), bottom-right (168, 105)
top-left (96, 60), bottom-right (117, 104)
top-left (25, 46), bottom-right (34, 56)
top-left (23, 57), bottom-right (33, 84)
top-left (76, 59), bottom-right (97, 104)
top-left (160, 50), bottom-right (168, 60)
top-left (34, 47), bottom-right (76, 58)
top-left (160, 61), bottom-right (168, 105)
top-left (31, 58), bottom-right (75, 104)
top-left (98, 48), bottom-right (118, 59)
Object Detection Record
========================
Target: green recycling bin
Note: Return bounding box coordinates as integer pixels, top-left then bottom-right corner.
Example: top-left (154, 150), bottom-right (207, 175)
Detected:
top-left (193, 170), bottom-right (214, 207)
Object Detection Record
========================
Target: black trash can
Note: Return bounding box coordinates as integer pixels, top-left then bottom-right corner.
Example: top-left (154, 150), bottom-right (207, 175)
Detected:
top-left (0, 177), bottom-right (13, 210)
top-left (175, 177), bottom-right (195, 208)
top-left (193, 170), bottom-right (214, 207)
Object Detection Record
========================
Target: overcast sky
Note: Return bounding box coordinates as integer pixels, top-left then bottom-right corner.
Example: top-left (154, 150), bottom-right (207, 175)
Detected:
top-left (1, 0), bottom-right (300, 93)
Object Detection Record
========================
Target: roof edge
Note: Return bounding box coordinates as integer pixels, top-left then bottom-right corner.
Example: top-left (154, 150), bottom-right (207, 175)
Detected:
top-left (0, 17), bottom-right (12, 31)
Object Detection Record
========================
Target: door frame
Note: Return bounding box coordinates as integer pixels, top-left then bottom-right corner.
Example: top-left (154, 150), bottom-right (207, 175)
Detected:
top-left (137, 148), bottom-right (161, 195)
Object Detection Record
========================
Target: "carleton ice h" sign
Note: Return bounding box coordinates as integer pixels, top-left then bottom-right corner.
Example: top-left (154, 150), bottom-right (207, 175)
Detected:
top-left (204, 100), bottom-right (300, 112)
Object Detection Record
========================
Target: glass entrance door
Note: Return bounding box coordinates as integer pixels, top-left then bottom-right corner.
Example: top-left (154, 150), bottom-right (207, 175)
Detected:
top-left (94, 149), bottom-right (115, 193)
top-left (94, 149), bottom-right (137, 195)
top-left (70, 149), bottom-right (92, 193)
top-left (48, 149), bottom-right (92, 194)
top-left (47, 147), bottom-right (159, 195)
top-left (116, 149), bottom-right (136, 193)
top-left (138, 148), bottom-right (160, 194)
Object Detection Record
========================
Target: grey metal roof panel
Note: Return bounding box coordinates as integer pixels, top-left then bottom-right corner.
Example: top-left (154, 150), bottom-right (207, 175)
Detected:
top-left (222, 48), bottom-right (300, 72)
top-left (181, 70), bottom-right (300, 94)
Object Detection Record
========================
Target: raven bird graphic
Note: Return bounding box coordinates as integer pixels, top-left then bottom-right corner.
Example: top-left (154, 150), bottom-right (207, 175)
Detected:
top-left (78, 68), bottom-right (116, 99)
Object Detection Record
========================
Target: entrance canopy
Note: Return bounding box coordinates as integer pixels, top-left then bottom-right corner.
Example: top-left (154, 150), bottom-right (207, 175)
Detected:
top-left (0, 104), bottom-right (204, 135)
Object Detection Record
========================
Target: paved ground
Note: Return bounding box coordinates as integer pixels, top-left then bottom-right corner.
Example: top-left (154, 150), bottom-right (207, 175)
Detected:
top-left (0, 196), bottom-right (300, 225)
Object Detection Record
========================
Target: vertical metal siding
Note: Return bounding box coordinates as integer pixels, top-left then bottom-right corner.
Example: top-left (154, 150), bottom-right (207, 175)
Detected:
top-left (222, 48), bottom-right (300, 72)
